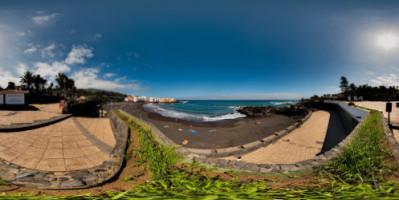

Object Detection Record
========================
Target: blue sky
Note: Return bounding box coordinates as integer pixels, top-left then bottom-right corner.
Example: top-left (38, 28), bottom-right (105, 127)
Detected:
top-left (1, 0), bottom-right (399, 99)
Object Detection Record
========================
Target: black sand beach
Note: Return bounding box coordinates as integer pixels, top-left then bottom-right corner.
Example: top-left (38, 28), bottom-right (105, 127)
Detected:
top-left (109, 102), bottom-right (299, 149)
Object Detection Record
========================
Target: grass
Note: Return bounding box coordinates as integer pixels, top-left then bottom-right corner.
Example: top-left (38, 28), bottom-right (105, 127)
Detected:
top-left (322, 110), bottom-right (392, 185)
top-left (1, 109), bottom-right (399, 199)
top-left (103, 110), bottom-right (399, 199)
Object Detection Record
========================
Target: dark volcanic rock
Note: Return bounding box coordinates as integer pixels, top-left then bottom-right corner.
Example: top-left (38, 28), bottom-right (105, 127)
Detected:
top-left (238, 105), bottom-right (308, 118)
top-left (61, 180), bottom-right (84, 187)
top-left (274, 105), bottom-right (308, 117)
top-left (237, 106), bottom-right (273, 118)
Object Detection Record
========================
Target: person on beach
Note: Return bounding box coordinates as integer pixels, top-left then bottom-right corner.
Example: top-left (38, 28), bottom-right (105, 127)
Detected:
top-left (99, 108), bottom-right (103, 118)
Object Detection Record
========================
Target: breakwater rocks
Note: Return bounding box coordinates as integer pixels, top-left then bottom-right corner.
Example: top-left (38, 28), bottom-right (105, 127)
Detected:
top-left (238, 105), bottom-right (308, 118)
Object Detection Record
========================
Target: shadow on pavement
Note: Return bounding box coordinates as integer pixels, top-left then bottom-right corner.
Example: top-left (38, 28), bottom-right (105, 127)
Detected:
top-left (317, 108), bottom-right (348, 155)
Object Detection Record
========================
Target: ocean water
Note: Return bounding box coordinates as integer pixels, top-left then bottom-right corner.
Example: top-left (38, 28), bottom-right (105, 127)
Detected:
top-left (143, 100), bottom-right (298, 122)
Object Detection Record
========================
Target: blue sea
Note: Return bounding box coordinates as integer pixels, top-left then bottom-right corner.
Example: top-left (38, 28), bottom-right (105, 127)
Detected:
top-left (143, 100), bottom-right (298, 122)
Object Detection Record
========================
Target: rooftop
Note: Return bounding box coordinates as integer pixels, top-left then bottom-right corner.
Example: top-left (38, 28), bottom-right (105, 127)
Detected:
top-left (0, 90), bottom-right (29, 95)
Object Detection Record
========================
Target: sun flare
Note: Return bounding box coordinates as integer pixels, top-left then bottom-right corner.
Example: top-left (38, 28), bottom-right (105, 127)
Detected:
top-left (377, 33), bottom-right (398, 49)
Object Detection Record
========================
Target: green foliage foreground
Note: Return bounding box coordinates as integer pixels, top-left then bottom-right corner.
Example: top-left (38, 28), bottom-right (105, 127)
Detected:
top-left (323, 110), bottom-right (391, 184)
top-left (1, 110), bottom-right (399, 199)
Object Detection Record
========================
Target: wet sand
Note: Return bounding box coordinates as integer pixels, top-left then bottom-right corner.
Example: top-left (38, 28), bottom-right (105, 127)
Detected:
top-left (109, 102), bottom-right (300, 149)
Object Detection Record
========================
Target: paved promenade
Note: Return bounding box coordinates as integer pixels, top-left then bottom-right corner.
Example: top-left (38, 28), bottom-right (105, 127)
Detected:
top-left (75, 117), bottom-right (116, 147)
top-left (0, 103), bottom-right (62, 127)
top-left (0, 118), bottom-right (111, 171)
top-left (222, 110), bottom-right (330, 164)
top-left (354, 101), bottom-right (399, 123)
top-left (393, 129), bottom-right (399, 142)
top-left (0, 104), bottom-right (116, 173)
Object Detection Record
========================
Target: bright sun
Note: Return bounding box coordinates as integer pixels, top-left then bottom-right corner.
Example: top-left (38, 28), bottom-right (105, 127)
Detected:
top-left (377, 33), bottom-right (398, 49)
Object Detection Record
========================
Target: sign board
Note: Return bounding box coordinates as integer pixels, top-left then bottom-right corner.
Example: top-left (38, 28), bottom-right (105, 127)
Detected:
top-left (0, 94), bottom-right (3, 105)
top-left (5, 94), bottom-right (25, 105)
top-left (386, 102), bottom-right (392, 113)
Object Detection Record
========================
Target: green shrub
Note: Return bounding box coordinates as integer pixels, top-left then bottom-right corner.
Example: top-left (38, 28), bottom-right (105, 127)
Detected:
top-left (325, 110), bottom-right (390, 184)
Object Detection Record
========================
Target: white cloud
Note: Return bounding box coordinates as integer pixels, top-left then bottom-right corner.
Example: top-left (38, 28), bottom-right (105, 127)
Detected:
top-left (94, 33), bottom-right (102, 39)
top-left (33, 61), bottom-right (70, 81)
top-left (72, 68), bottom-right (142, 91)
top-left (16, 31), bottom-right (25, 36)
top-left (370, 73), bottom-right (399, 86)
top-left (24, 46), bottom-right (37, 54)
top-left (1, 43), bottom-right (141, 92)
top-left (40, 43), bottom-right (56, 58)
top-left (16, 63), bottom-right (28, 76)
top-left (183, 93), bottom-right (307, 100)
top-left (65, 45), bottom-right (94, 65)
top-left (0, 66), bottom-right (20, 88)
top-left (31, 13), bottom-right (58, 25)
top-left (104, 73), bottom-right (116, 78)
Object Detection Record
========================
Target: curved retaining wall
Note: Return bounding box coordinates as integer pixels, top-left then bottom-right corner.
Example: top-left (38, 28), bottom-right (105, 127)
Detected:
top-left (194, 113), bottom-right (368, 173)
top-left (0, 111), bottom-right (129, 189)
top-left (0, 114), bottom-right (72, 132)
top-left (108, 102), bottom-right (369, 173)
top-left (178, 111), bottom-right (312, 158)
top-left (383, 113), bottom-right (399, 165)
top-left (115, 107), bottom-right (312, 158)
top-left (191, 101), bottom-right (369, 172)
top-left (324, 101), bottom-right (367, 133)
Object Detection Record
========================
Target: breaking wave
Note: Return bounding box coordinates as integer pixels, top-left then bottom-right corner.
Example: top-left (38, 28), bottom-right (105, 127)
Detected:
top-left (144, 103), bottom-right (246, 122)
top-left (270, 101), bottom-right (297, 106)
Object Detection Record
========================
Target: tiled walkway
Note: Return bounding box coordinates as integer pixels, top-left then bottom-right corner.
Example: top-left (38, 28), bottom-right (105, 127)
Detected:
top-left (75, 117), bottom-right (116, 147)
top-left (0, 118), bottom-right (112, 171)
top-left (222, 111), bottom-right (330, 164)
top-left (355, 101), bottom-right (399, 123)
top-left (394, 129), bottom-right (399, 143)
top-left (0, 103), bottom-right (62, 126)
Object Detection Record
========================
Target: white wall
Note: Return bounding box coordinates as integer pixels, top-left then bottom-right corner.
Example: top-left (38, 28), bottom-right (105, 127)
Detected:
top-left (5, 94), bottom-right (25, 105)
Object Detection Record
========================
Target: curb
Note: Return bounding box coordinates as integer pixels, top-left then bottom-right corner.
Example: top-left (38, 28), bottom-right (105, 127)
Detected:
top-left (0, 114), bottom-right (72, 132)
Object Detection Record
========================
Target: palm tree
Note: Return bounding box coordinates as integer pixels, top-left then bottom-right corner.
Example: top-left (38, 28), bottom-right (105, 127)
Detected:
top-left (20, 71), bottom-right (35, 93)
top-left (47, 83), bottom-right (54, 95)
top-left (56, 73), bottom-right (76, 98)
top-left (56, 73), bottom-right (67, 89)
top-left (33, 75), bottom-right (47, 94)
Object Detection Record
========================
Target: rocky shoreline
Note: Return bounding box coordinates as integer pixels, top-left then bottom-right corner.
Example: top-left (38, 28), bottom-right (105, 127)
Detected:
top-left (237, 105), bottom-right (309, 118)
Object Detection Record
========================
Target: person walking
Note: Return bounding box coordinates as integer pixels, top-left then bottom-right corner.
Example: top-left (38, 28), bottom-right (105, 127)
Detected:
top-left (99, 108), bottom-right (103, 118)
